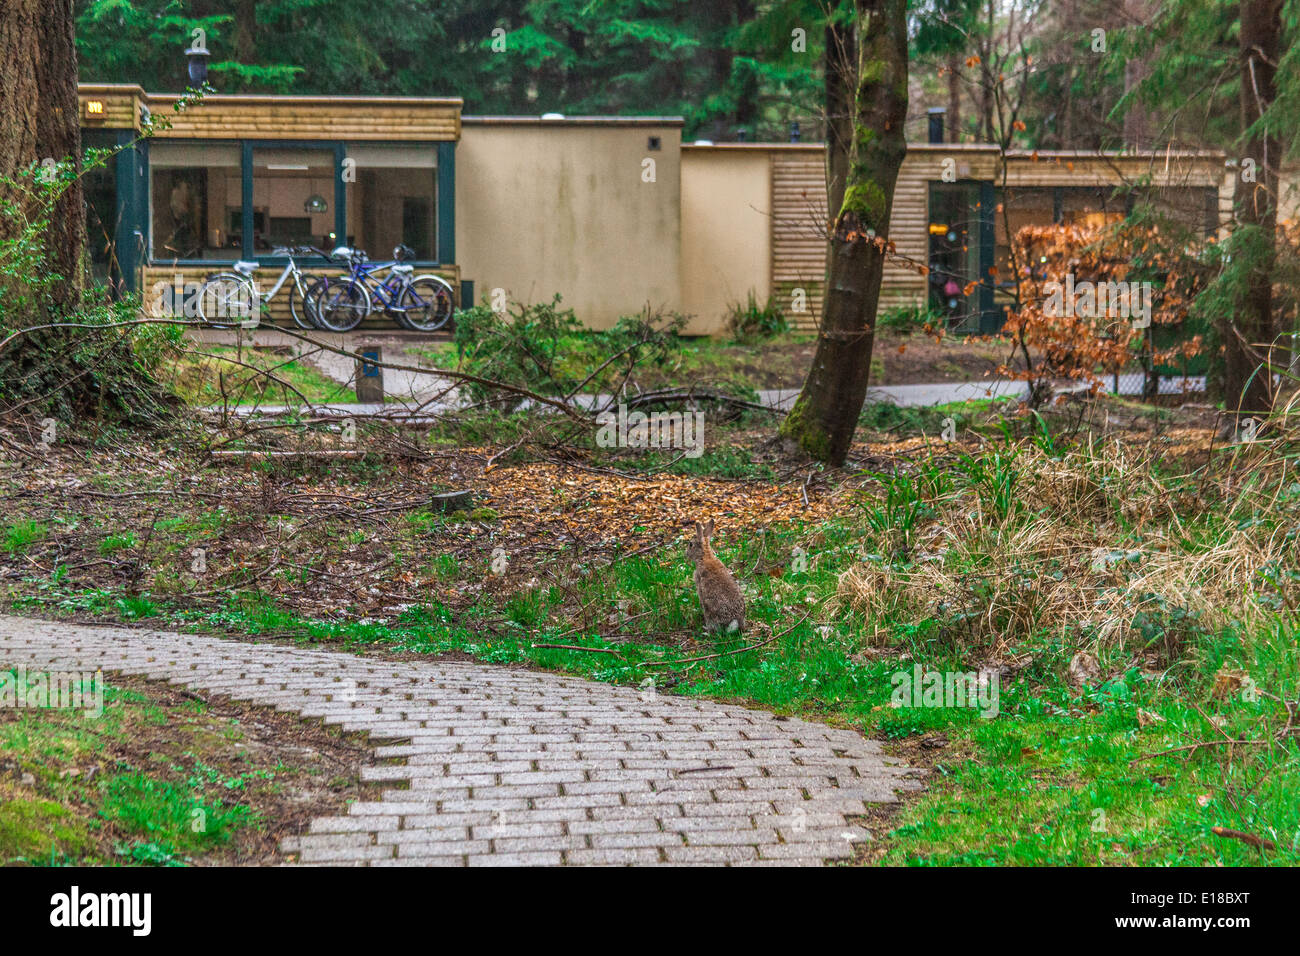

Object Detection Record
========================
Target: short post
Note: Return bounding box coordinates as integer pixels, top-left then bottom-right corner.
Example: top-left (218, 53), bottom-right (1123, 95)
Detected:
top-left (355, 346), bottom-right (384, 403)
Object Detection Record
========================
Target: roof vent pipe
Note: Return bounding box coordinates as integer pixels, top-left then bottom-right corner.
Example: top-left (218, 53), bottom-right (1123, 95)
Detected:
top-left (928, 107), bottom-right (945, 145)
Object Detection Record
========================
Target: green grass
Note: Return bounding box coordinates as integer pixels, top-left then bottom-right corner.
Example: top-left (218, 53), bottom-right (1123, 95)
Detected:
top-left (3, 520), bottom-right (48, 554)
top-left (99, 532), bottom-right (137, 555)
top-left (97, 773), bottom-right (256, 855)
top-left (0, 674), bottom-right (268, 865)
top-left (168, 346), bottom-right (357, 407)
top-left (409, 331), bottom-right (819, 397)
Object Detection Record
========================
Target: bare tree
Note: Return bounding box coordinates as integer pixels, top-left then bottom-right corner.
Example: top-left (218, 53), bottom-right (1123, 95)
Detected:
top-left (1225, 0), bottom-right (1283, 415)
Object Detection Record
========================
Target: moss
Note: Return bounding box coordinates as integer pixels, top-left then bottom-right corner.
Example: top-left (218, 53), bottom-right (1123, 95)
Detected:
top-left (442, 506), bottom-right (501, 525)
top-left (858, 58), bottom-right (887, 89)
top-left (0, 788), bottom-right (95, 862)
top-left (841, 181), bottom-right (889, 227)
top-left (778, 397), bottom-right (833, 462)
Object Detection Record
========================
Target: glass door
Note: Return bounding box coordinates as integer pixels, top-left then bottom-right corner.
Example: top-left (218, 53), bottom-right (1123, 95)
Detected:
top-left (928, 182), bottom-right (982, 332)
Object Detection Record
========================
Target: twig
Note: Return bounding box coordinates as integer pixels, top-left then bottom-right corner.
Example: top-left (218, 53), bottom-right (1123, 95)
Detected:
top-left (530, 643), bottom-right (626, 660)
top-left (640, 612), bottom-right (810, 669)
top-left (1129, 738), bottom-right (1269, 765)
top-left (1210, 826), bottom-right (1275, 851)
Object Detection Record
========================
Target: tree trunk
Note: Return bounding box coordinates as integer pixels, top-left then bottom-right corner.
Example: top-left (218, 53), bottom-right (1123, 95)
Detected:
top-left (1121, 0), bottom-right (1157, 150)
top-left (0, 0), bottom-right (85, 313)
top-left (780, 0), bottom-right (908, 465)
top-left (0, 0), bottom-right (167, 422)
top-left (234, 0), bottom-right (258, 90)
top-left (978, 0), bottom-right (994, 141)
top-left (1225, 0), bottom-right (1282, 415)
top-left (947, 52), bottom-right (962, 143)
top-left (824, 18), bottom-right (856, 218)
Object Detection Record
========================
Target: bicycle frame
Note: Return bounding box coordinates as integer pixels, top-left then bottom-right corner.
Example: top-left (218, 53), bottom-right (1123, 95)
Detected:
top-left (208, 257), bottom-right (313, 328)
top-left (338, 260), bottom-right (411, 311)
top-left (247, 258), bottom-right (313, 308)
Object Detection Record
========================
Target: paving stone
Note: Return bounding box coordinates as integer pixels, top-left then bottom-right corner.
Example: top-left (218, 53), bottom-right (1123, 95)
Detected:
top-left (0, 614), bottom-right (919, 867)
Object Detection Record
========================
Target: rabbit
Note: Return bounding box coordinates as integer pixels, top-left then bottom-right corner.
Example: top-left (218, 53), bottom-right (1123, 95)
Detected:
top-left (685, 519), bottom-right (746, 634)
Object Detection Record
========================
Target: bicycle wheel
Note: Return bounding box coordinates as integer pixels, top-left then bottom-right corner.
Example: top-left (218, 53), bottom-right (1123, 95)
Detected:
top-left (197, 274), bottom-right (257, 327)
top-left (392, 275), bottom-right (455, 332)
top-left (287, 276), bottom-right (318, 330)
top-left (308, 276), bottom-right (370, 333)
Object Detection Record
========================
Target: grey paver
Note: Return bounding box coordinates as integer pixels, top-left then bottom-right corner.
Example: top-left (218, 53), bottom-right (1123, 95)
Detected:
top-left (0, 614), bottom-right (920, 867)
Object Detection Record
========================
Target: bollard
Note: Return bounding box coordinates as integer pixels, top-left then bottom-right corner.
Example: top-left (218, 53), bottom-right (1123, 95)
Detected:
top-left (355, 346), bottom-right (384, 403)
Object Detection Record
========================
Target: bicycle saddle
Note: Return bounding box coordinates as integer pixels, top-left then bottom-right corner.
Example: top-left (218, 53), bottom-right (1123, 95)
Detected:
top-left (391, 264), bottom-right (414, 274)
top-left (233, 260), bottom-right (259, 276)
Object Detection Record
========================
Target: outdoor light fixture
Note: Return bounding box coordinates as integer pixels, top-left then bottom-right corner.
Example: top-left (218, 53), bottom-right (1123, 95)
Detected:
top-left (790, 121), bottom-right (800, 142)
top-left (185, 45), bottom-right (210, 87)
top-left (304, 194), bottom-right (328, 214)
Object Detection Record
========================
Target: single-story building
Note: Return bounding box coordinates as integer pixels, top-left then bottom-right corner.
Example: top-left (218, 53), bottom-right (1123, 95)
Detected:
top-left (76, 83), bottom-right (1242, 336)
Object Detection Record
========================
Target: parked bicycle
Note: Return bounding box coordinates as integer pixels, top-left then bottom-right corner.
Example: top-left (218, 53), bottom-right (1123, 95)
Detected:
top-left (309, 245), bottom-right (455, 334)
top-left (196, 245), bottom-right (334, 329)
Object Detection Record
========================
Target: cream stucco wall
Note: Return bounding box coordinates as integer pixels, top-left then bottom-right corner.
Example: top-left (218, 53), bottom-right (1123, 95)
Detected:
top-left (455, 120), bottom-right (682, 329)
top-left (679, 148), bottom-right (772, 335)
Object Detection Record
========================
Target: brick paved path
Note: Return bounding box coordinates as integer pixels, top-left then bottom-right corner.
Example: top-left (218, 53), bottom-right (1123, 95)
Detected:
top-left (0, 615), bottom-right (919, 866)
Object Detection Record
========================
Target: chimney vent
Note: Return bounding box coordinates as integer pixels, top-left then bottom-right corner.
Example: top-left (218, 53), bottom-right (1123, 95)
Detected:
top-left (927, 107), bottom-right (946, 145)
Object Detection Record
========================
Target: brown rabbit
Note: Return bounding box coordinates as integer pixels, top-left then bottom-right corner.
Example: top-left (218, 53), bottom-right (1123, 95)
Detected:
top-left (685, 519), bottom-right (745, 634)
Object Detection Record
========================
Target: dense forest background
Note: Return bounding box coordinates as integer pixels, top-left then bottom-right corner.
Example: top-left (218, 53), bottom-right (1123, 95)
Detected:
top-left (73, 0), bottom-right (1290, 152)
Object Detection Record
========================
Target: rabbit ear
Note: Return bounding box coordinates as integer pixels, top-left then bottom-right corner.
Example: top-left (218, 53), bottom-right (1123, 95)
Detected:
top-left (704, 519), bottom-right (715, 539)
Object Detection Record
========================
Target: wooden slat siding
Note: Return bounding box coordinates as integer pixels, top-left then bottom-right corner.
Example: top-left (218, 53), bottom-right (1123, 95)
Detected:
top-left (78, 89), bottom-right (141, 130)
top-left (769, 148), bottom-right (999, 327)
top-left (142, 264), bottom-right (461, 331)
top-left (1002, 153), bottom-right (1226, 188)
top-left (146, 96), bottom-right (461, 141)
top-left (771, 153), bottom-right (828, 330)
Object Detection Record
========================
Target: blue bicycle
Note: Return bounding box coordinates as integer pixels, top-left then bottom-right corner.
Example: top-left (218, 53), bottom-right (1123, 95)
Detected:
top-left (309, 245), bottom-right (455, 333)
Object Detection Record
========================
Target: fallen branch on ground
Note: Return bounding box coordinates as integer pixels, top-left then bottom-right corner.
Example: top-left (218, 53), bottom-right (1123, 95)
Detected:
top-left (639, 612), bottom-right (811, 669)
top-left (1210, 826), bottom-right (1276, 851)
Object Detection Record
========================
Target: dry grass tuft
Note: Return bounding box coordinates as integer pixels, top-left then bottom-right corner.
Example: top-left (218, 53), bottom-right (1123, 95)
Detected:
top-left (836, 430), bottom-right (1300, 659)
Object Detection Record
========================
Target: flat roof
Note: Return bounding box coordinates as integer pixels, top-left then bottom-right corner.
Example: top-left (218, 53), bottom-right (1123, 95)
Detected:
top-left (463, 115), bottom-right (684, 127)
top-left (78, 84), bottom-right (462, 108)
top-left (682, 142), bottom-right (1227, 160)
top-left (148, 92), bottom-right (463, 107)
top-left (682, 141), bottom-right (1000, 152)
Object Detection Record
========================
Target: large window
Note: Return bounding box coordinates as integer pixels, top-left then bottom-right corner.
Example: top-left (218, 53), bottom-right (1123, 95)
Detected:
top-left (251, 146), bottom-right (338, 254)
top-left (994, 186), bottom-right (1056, 285)
top-left (346, 145), bottom-right (437, 261)
top-left (150, 143), bottom-right (240, 261)
top-left (147, 140), bottom-right (447, 264)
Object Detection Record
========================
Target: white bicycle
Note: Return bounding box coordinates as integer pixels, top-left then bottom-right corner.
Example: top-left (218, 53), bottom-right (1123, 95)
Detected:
top-left (196, 245), bottom-right (333, 329)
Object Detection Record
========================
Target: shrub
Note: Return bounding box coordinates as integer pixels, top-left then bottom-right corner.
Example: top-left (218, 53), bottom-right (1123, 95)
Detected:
top-left (878, 303), bottom-right (944, 335)
top-left (996, 221), bottom-right (1208, 398)
top-left (451, 294), bottom-right (685, 408)
top-left (726, 292), bottom-right (788, 342)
